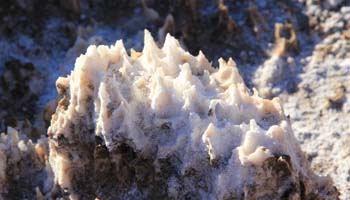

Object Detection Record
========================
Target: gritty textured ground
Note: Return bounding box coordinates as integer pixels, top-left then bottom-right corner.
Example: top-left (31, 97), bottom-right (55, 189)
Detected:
top-left (282, 32), bottom-right (350, 199)
top-left (0, 0), bottom-right (349, 199)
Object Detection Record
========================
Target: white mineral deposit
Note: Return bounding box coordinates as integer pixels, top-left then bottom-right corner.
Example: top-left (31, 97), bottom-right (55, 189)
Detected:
top-left (44, 30), bottom-right (338, 199)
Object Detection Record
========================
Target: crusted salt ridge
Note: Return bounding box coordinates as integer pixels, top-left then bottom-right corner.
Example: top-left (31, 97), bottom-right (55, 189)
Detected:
top-left (48, 30), bottom-right (338, 199)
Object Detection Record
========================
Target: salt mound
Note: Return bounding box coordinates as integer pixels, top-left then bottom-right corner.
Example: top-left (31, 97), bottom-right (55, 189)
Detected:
top-left (47, 30), bottom-right (338, 199)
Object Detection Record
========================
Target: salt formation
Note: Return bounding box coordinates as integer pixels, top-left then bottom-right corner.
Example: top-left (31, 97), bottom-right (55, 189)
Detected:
top-left (48, 30), bottom-right (338, 199)
top-left (0, 127), bottom-right (52, 199)
top-left (253, 23), bottom-right (298, 98)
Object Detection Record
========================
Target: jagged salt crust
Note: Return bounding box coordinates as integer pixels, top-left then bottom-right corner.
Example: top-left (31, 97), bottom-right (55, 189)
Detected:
top-left (48, 30), bottom-right (338, 199)
top-left (0, 127), bottom-right (52, 199)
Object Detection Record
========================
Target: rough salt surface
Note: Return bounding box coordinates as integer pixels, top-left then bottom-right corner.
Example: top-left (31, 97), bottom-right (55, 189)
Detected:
top-left (0, 127), bottom-right (52, 199)
top-left (46, 30), bottom-right (338, 199)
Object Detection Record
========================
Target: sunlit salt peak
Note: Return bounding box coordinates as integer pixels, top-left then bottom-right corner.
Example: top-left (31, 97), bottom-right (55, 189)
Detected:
top-left (46, 30), bottom-right (321, 199)
top-left (50, 29), bottom-right (302, 166)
